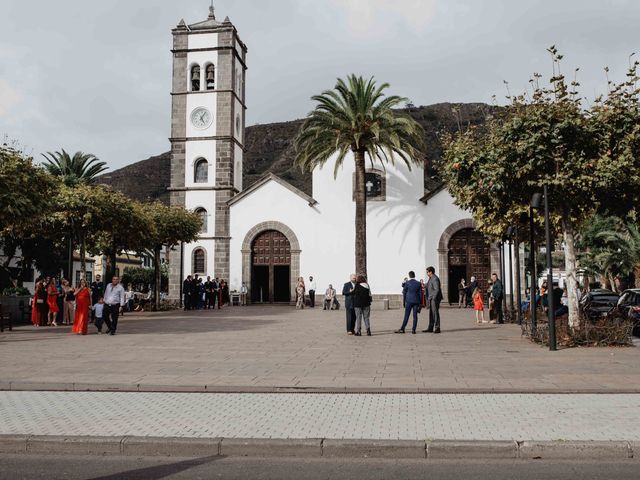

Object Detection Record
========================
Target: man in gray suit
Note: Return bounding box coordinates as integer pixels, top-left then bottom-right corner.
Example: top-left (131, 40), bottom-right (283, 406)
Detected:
top-left (423, 266), bottom-right (443, 333)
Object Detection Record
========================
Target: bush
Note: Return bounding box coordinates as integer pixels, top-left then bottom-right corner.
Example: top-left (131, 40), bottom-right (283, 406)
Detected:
top-left (522, 310), bottom-right (633, 347)
top-left (2, 286), bottom-right (31, 296)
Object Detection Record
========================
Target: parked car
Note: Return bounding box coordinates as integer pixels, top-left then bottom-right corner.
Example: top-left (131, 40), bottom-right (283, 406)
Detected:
top-left (617, 289), bottom-right (640, 337)
top-left (579, 289), bottom-right (620, 320)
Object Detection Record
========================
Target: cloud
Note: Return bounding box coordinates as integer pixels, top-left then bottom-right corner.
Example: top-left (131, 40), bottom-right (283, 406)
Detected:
top-left (329, 0), bottom-right (436, 37)
top-left (0, 79), bottom-right (21, 117)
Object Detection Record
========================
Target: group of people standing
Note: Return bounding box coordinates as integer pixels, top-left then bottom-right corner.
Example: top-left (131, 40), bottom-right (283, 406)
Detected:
top-left (183, 275), bottom-right (241, 310)
top-left (467, 273), bottom-right (504, 324)
top-left (30, 275), bottom-right (126, 335)
top-left (396, 267), bottom-right (442, 334)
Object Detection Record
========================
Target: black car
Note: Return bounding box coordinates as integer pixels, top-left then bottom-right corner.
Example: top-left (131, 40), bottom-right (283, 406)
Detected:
top-left (579, 289), bottom-right (620, 320)
top-left (617, 289), bottom-right (640, 337)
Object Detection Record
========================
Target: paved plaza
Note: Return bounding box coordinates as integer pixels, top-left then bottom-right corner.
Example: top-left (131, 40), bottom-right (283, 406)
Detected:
top-left (0, 306), bottom-right (638, 392)
top-left (1, 391), bottom-right (639, 441)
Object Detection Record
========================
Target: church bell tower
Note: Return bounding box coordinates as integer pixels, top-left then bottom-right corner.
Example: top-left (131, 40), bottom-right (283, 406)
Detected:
top-left (168, 5), bottom-right (247, 300)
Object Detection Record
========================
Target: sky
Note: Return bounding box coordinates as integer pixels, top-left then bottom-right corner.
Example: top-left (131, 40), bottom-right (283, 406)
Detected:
top-left (0, 0), bottom-right (638, 170)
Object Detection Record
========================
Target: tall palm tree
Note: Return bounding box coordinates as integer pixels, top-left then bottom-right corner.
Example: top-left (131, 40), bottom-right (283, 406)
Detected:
top-left (41, 149), bottom-right (108, 186)
top-left (295, 75), bottom-right (425, 276)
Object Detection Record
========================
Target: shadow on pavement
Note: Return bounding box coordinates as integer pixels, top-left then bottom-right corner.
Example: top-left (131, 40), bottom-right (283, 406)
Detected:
top-left (87, 455), bottom-right (221, 480)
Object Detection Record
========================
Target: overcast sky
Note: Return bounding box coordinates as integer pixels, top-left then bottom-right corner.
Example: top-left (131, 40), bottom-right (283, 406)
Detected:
top-left (0, 0), bottom-right (638, 170)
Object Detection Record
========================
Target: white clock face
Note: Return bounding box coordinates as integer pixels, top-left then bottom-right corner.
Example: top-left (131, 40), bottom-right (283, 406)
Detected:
top-left (190, 107), bottom-right (213, 129)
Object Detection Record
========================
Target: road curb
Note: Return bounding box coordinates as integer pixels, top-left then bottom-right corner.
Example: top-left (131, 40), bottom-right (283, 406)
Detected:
top-left (0, 435), bottom-right (637, 459)
top-left (5, 382), bottom-right (640, 394)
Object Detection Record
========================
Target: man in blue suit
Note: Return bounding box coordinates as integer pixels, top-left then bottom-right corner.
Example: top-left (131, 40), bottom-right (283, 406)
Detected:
top-left (342, 274), bottom-right (357, 334)
top-left (396, 271), bottom-right (422, 334)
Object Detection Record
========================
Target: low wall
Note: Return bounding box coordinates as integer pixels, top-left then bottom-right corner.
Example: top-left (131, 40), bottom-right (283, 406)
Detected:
top-left (0, 296), bottom-right (31, 325)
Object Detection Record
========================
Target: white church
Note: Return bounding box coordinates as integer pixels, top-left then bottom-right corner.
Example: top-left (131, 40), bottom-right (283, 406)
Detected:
top-left (167, 7), bottom-right (502, 306)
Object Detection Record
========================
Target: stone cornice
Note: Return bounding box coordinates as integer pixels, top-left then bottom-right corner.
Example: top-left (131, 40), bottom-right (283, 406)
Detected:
top-left (170, 89), bottom-right (246, 110)
top-left (168, 136), bottom-right (246, 150)
top-left (167, 185), bottom-right (240, 193)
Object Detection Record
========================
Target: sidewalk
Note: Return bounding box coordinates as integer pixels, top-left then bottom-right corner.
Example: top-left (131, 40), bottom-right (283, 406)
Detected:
top-left (1, 306), bottom-right (639, 393)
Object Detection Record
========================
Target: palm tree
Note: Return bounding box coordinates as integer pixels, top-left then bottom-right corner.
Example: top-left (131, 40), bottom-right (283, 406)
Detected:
top-left (295, 75), bottom-right (425, 276)
top-left (41, 149), bottom-right (108, 186)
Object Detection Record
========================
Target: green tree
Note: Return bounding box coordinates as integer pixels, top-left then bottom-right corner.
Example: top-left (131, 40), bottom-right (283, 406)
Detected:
top-left (140, 202), bottom-right (201, 310)
top-left (294, 75), bottom-right (425, 275)
top-left (440, 48), bottom-right (625, 328)
top-left (41, 149), bottom-right (108, 186)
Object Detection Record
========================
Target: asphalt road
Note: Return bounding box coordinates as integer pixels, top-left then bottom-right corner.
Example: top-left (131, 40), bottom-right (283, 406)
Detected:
top-left (1, 455), bottom-right (639, 480)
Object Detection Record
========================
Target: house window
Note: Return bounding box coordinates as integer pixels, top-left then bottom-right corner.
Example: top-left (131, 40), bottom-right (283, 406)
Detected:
top-left (195, 208), bottom-right (208, 233)
top-left (75, 271), bottom-right (93, 286)
top-left (194, 158), bottom-right (208, 183)
top-left (192, 248), bottom-right (206, 275)
top-left (352, 169), bottom-right (386, 202)
top-left (191, 65), bottom-right (201, 92)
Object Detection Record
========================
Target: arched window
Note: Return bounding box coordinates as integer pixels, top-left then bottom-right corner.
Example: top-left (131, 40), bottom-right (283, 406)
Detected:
top-left (205, 64), bottom-right (215, 90)
top-left (194, 158), bottom-right (208, 183)
top-left (195, 208), bottom-right (208, 233)
top-left (192, 248), bottom-right (206, 275)
top-left (190, 65), bottom-right (201, 92)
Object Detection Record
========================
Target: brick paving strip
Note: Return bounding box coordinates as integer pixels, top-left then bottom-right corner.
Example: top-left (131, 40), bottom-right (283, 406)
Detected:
top-left (0, 391), bottom-right (639, 460)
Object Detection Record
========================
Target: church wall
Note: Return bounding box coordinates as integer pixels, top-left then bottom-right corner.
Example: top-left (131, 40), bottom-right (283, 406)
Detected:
top-left (185, 92), bottom-right (217, 138)
top-left (188, 32), bottom-right (219, 50)
top-left (185, 140), bottom-right (217, 188)
top-left (183, 240), bottom-right (216, 278)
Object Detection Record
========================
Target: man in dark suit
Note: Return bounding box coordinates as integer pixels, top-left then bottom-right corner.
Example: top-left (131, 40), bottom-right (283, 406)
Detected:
top-left (342, 274), bottom-right (357, 335)
top-left (491, 273), bottom-right (504, 324)
top-left (396, 271), bottom-right (421, 334)
top-left (182, 275), bottom-right (193, 310)
top-left (423, 266), bottom-right (443, 333)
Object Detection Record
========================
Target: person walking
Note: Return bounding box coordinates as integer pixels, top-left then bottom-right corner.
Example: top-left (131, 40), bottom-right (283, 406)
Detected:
top-left (458, 278), bottom-right (467, 308)
top-left (46, 277), bottom-right (59, 326)
top-left (72, 278), bottom-right (90, 335)
top-left (473, 286), bottom-right (486, 324)
top-left (308, 276), bottom-right (317, 308)
top-left (353, 275), bottom-right (372, 336)
top-left (295, 277), bottom-right (306, 309)
top-left (103, 276), bottom-right (126, 335)
top-left (396, 271), bottom-right (421, 334)
top-left (62, 279), bottom-right (75, 325)
top-left (491, 273), bottom-right (504, 324)
top-left (423, 266), bottom-right (443, 333)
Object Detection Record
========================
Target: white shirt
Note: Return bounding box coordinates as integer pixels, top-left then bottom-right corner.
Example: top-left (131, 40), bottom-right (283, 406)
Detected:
top-left (309, 280), bottom-right (317, 291)
top-left (104, 283), bottom-right (126, 306)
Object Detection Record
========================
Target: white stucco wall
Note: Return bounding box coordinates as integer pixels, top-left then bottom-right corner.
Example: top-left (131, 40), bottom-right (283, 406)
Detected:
top-left (185, 140), bottom-right (217, 188)
top-left (229, 154), bottom-right (472, 295)
top-left (188, 32), bottom-right (218, 50)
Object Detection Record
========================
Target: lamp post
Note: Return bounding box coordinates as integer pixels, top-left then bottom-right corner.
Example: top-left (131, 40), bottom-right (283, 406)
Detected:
top-left (531, 188), bottom-right (556, 351)
top-left (543, 185), bottom-right (557, 351)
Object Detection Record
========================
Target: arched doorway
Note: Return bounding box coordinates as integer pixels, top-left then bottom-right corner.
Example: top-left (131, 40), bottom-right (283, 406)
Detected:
top-left (447, 228), bottom-right (491, 304)
top-left (251, 230), bottom-right (291, 303)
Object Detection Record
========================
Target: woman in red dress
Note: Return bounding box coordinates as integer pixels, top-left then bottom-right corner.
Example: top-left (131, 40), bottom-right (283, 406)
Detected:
top-left (72, 278), bottom-right (90, 335)
top-left (31, 278), bottom-right (46, 327)
top-left (46, 278), bottom-right (59, 326)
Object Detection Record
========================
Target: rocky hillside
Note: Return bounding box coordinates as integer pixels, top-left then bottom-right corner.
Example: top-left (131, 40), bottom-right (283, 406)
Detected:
top-left (97, 102), bottom-right (493, 202)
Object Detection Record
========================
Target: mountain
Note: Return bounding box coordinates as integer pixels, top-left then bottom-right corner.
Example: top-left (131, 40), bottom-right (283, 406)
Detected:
top-left (96, 102), bottom-right (494, 202)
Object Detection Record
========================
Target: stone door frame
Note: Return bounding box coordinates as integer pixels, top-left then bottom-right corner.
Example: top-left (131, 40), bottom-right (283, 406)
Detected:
top-left (241, 221), bottom-right (300, 304)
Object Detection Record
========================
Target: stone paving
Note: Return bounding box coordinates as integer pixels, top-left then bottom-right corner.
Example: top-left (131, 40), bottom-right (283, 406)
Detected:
top-left (0, 306), bottom-right (638, 392)
top-left (1, 391), bottom-right (639, 441)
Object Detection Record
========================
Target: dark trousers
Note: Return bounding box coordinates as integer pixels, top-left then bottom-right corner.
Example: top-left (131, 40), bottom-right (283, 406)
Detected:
top-left (104, 304), bottom-right (120, 333)
top-left (428, 298), bottom-right (441, 330)
top-left (494, 298), bottom-right (504, 324)
top-left (95, 316), bottom-right (104, 332)
top-left (309, 290), bottom-right (316, 308)
top-left (205, 292), bottom-right (214, 309)
top-left (184, 293), bottom-right (191, 310)
top-left (401, 303), bottom-right (419, 332)
top-left (214, 291), bottom-right (221, 309)
top-left (345, 308), bottom-right (356, 332)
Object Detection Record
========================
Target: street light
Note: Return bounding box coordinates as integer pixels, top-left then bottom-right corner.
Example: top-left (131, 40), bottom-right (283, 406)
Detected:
top-left (531, 188), bottom-right (557, 351)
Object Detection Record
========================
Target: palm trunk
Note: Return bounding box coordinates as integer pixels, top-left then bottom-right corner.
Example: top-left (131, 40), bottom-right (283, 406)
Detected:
top-left (354, 150), bottom-right (367, 277)
top-left (561, 210), bottom-right (580, 329)
top-left (106, 244), bottom-right (117, 284)
top-left (154, 247), bottom-right (161, 311)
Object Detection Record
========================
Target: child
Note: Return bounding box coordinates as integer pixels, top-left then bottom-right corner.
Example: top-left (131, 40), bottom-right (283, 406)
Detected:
top-left (93, 297), bottom-right (106, 333)
top-left (473, 287), bottom-right (486, 324)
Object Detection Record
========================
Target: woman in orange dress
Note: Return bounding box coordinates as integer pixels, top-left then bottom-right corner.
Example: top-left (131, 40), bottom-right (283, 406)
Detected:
top-left (473, 287), bottom-right (486, 324)
top-left (72, 278), bottom-right (90, 335)
top-left (46, 278), bottom-right (59, 326)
